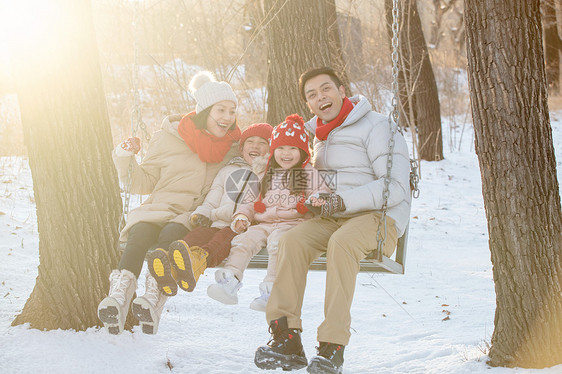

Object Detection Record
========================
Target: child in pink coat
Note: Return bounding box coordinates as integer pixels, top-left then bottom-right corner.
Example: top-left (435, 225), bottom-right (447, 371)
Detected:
top-left (207, 114), bottom-right (331, 311)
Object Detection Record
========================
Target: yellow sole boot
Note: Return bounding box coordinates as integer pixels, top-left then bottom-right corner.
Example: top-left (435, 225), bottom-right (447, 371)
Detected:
top-left (168, 240), bottom-right (208, 292)
top-left (188, 245), bottom-right (209, 285)
top-left (146, 248), bottom-right (177, 296)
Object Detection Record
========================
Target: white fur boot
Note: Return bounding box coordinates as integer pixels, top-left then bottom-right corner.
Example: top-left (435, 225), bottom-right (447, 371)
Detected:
top-left (97, 269), bottom-right (137, 334)
top-left (132, 273), bottom-right (168, 334)
top-left (249, 281), bottom-right (273, 312)
top-left (207, 269), bottom-right (242, 305)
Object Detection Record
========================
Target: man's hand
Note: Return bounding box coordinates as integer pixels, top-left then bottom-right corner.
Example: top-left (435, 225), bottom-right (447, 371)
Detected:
top-left (306, 193), bottom-right (346, 217)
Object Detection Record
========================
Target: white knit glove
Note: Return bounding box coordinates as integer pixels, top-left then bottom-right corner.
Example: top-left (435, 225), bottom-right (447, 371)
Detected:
top-left (230, 214), bottom-right (250, 233)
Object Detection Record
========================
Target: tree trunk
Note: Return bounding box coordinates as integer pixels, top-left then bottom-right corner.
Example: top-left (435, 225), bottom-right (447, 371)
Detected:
top-left (263, 0), bottom-right (350, 125)
top-left (11, 0), bottom-right (124, 331)
top-left (542, 0), bottom-right (561, 94)
top-left (242, 0), bottom-right (268, 86)
top-left (428, 0), bottom-right (458, 49)
top-left (386, 0), bottom-right (444, 161)
top-left (465, 0), bottom-right (562, 368)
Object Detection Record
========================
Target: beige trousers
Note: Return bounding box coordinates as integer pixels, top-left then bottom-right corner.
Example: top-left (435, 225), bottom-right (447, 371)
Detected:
top-left (266, 212), bottom-right (398, 346)
top-left (225, 222), bottom-right (299, 281)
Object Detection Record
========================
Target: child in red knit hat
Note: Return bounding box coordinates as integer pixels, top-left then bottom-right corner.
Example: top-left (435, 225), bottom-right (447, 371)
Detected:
top-left (207, 114), bottom-right (331, 311)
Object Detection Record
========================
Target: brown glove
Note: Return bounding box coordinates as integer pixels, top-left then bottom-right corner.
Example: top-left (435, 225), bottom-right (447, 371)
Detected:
top-left (190, 214), bottom-right (212, 228)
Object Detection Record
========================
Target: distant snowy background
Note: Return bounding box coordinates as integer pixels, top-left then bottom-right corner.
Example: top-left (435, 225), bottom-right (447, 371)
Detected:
top-left (0, 112), bottom-right (561, 374)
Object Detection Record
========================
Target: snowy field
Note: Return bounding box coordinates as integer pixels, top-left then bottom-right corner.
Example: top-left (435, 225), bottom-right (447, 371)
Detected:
top-left (0, 113), bottom-right (561, 374)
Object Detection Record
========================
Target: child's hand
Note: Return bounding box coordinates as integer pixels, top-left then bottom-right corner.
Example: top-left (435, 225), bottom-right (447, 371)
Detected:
top-left (309, 195), bottom-right (326, 207)
top-left (191, 214), bottom-right (211, 228)
top-left (234, 219), bottom-right (249, 233)
top-left (231, 214), bottom-right (250, 233)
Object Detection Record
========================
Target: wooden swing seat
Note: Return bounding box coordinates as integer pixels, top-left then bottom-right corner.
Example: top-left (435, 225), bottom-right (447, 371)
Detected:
top-left (246, 223), bottom-right (409, 274)
top-left (136, 222), bottom-right (408, 274)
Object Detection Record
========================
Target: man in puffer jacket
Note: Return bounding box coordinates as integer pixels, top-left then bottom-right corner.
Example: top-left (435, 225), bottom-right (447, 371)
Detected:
top-left (254, 67), bottom-right (411, 374)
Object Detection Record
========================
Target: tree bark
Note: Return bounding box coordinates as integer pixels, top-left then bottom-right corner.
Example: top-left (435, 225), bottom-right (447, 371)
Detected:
top-left (263, 0), bottom-right (350, 125)
top-left (429, 0), bottom-right (458, 49)
top-left (542, 0), bottom-right (561, 94)
top-left (465, 0), bottom-right (562, 368)
top-left (386, 0), bottom-right (444, 161)
top-left (11, 0), bottom-right (124, 331)
top-left (242, 0), bottom-right (268, 86)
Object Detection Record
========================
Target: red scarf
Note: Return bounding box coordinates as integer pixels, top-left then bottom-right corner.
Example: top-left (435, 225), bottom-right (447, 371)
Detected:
top-left (178, 112), bottom-right (241, 163)
top-left (315, 97), bottom-right (354, 141)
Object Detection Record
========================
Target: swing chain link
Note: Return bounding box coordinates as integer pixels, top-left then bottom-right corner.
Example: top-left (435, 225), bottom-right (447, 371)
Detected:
top-left (410, 159), bottom-right (420, 198)
top-left (391, 0), bottom-right (420, 199)
top-left (375, 114), bottom-right (398, 262)
top-left (120, 162), bottom-right (133, 232)
top-left (390, 0), bottom-right (401, 132)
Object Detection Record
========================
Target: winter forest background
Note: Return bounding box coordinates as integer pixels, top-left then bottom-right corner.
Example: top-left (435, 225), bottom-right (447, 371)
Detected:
top-left (1, 0), bottom-right (562, 373)
top-left (0, 0), bottom-right (471, 153)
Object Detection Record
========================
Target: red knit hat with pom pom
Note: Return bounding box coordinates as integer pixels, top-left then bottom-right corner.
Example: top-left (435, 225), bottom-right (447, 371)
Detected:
top-left (268, 114), bottom-right (310, 168)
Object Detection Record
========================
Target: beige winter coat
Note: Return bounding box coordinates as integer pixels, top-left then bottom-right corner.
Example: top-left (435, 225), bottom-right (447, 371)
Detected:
top-left (113, 115), bottom-right (239, 241)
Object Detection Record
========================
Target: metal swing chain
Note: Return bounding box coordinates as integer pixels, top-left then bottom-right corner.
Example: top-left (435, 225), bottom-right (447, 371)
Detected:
top-left (119, 0), bottom-right (151, 232)
top-left (410, 158), bottom-right (420, 198)
top-left (376, 0), bottom-right (402, 261)
top-left (387, 0), bottom-right (421, 201)
top-left (372, 0), bottom-right (421, 261)
top-left (373, 0), bottom-right (401, 262)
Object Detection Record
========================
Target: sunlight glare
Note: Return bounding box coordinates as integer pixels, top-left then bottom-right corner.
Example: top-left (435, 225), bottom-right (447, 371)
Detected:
top-left (0, 1), bottom-right (63, 48)
top-left (0, 1), bottom-right (87, 77)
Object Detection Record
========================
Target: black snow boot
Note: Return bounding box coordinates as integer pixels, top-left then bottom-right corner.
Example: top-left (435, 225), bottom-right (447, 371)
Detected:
top-left (306, 342), bottom-right (345, 374)
top-left (254, 316), bottom-right (308, 371)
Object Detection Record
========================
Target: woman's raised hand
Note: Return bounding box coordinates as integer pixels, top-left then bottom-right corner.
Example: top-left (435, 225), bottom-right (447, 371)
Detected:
top-left (120, 137), bottom-right (141, 154)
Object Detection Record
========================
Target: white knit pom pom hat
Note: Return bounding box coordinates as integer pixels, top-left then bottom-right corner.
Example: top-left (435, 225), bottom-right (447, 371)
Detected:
top-left (188, 71), bottom-right (238, 113)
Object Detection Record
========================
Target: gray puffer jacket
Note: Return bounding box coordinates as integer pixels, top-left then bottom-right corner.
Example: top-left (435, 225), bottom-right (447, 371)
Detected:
top-left (304, 95), bottom-right (411, 236)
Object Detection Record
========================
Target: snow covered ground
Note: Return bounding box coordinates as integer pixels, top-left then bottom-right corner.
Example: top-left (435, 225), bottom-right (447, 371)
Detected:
top-left (0, 113), bottom-right (561, 374)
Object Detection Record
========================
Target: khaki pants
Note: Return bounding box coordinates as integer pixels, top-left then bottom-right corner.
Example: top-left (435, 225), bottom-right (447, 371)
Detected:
top-left (225, 222), bottom-right (299, 281)
top-left (266, 212), bottom-right (398, 346)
